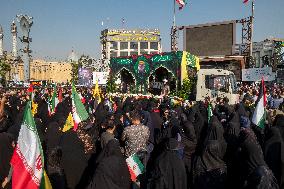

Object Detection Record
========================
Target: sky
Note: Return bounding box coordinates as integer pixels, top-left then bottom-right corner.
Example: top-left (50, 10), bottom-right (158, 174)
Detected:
top-left (0, 0), bottom-right (283, 61)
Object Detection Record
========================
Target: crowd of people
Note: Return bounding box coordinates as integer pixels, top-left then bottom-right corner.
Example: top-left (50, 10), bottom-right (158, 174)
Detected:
top-left (0, 83), bottom-right (284, 189)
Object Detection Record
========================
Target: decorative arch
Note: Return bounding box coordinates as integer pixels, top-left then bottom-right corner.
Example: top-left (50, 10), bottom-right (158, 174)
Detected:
top-left (109, 51), bottom-right (199, 93)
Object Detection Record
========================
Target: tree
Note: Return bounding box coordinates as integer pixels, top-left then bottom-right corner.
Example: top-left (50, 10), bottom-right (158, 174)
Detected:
top-left (70, 61), bottom-right (79, 84)
top-left (0, 59), bottom-right (11, 86)
top-left (106, 75), bottom-right (116, 93)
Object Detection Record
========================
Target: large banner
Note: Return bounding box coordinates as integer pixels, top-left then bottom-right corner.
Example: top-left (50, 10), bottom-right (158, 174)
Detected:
top-left (242, 67), bottom-right (276, 81)
top-left (78, 68), bottom-right (93, 86)
top-left (93, 72), bottom-right (108, 85)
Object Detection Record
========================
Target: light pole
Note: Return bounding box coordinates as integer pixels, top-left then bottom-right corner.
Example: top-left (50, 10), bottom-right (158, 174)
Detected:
top-left (249, 0), bottom-right (255, 67)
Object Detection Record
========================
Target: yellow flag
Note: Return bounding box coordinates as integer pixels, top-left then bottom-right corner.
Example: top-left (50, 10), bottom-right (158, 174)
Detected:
top-left (62, 112), bottom-right (74, 132)
top-left (195, 56), bottom-right (200, 71)
top-left (32, 102), bottom-right (38, 116)
top-left (181, 51), bottom-right (188, 84)
top-left (93, 80), bottom-right (101, 103)
top-left (42, 170), bottom-right (53, 189)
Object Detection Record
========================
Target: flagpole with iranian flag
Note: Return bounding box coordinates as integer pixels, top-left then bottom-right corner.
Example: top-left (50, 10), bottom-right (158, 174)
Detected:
top-left (10, 102), bottom-right (52, 189)
top-left (71, 83), bottom-right (89, 131)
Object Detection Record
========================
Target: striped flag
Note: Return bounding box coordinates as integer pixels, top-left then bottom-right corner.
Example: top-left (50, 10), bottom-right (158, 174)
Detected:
top-left (176, 0), bottom-right (187, 10)
top-left (126, 154), bottom-right (145, 181)
top-left (252, 78), bottom-right (266, 129)
top-left (10, 102), bottom-right (52, 189)
top-left (71, 84), bottom-right (89, 131)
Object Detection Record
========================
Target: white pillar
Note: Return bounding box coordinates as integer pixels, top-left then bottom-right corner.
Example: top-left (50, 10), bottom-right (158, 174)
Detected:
top-left (128, 42), bottom-right (130, 56)
top-left (117, 41), bottom-right (121, 57)
top-left (138, 42), bottom-right (141, 55)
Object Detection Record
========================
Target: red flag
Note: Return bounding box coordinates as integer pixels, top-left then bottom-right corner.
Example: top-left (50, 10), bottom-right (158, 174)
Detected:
top-left (243, 0), bottom-right (249, 4)
top-left (27, 84), bottom-right (33, 93)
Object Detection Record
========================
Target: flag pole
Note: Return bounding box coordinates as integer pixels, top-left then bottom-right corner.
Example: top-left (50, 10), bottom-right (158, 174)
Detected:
top-left (173, 0), bottom-right (176, 26)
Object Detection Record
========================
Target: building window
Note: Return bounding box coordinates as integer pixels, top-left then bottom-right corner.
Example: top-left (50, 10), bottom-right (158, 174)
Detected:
top-left (140, 42), bottom-right (148, 49)
top-left (120, 42), bottom-right (128, 50)
top-left (140, 50), bottom-right (148, 55)
top-left (130, 42), bottom-right (138, 50)
top-left (110, 42), bottom-right (118, 50)
top-left (150, 42), bottom-right (158, 50)
top-left (120, 52), bottom-right (129, 57)
top-left (205, 75), bottom-right (229, 93)
top-left (110, 51), bottom-right (117, 58)
top-left (130, 51), bottom-right (138, 56)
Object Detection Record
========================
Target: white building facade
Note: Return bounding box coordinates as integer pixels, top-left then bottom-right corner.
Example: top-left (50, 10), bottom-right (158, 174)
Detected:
top-left (101, 29), bottom-right (162, 60)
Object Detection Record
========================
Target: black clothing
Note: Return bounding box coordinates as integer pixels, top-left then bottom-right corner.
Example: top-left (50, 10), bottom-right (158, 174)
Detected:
top-left (205, 116), bottom-right (227, 158)
top-left (238, 129), bottom-right (278, 188)
top-left (0, 133), bottom-right (13, 185)
top-left (181, 121), bottom-right (197, 188)
top-left (87, 139), bottom-right (131, 189)
top-left (264, 127), bottom-right (284, 189)
top-left (192, 140), bottom-right (227, 189)
top-left (46, 122), bottom-right (62, 153)
top-left (150, 138), bottom-right (187, 189)
top-left (275, 114), bottom-right (284, 141)
top-left (60, 130), bottom-right (89, 189)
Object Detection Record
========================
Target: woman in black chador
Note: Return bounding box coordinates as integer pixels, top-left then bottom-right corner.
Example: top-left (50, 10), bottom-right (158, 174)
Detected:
top-left (87, 139), bottom-right (131, 189)
top-left (238, 128), bottom-right (279, 189)
top-left (191, 115), bottom-right (227, 189)
top-left (150, 138), bottom-right (187, 189)
top-left (264, 127), bottom-right (284, 189)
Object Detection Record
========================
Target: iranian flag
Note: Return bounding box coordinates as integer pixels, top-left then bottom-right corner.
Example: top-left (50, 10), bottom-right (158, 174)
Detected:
top-left (71, 84), bottom-right (89, 131)
top-left (50, 85), bottom-right (59, 114)
top-left (126, 154), bottom-right (145, 181)
top-left (252, 78), bottom-right (266, 129)
top-left (176, 0), bottom-right (187, 10)
top-left (10, 102), bottom-right (52, 189)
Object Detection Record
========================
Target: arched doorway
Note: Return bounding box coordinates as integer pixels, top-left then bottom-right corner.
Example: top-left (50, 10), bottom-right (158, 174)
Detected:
top-left (120, 68), bottom-right (135, 93)
top-left (149, 67), bottom-right (176, 95)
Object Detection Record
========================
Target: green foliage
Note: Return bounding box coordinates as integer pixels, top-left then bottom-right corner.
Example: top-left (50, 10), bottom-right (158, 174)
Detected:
top-left (0, 59), bottom-right (11, 86)
top-left (106, 75), bottom-right (116, 93)
top-left (172, 77), bottom-right (196, 100)
top-left (70, 61), bottom-right (80, 84)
